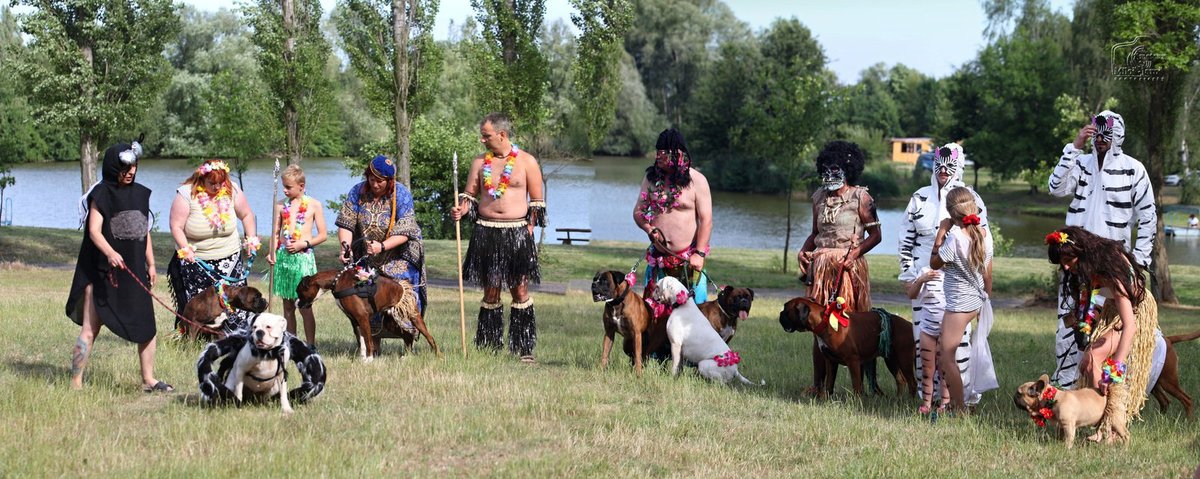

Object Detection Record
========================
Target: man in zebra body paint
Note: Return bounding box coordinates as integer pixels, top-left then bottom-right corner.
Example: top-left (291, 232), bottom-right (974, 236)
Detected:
top-left (899, 143), bottom-right (988, 407)
top-left (1047, 110), bottom-right (1156, 388)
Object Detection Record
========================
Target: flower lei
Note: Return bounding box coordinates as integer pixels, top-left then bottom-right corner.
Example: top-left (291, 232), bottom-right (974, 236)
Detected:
top-left (639, 181), bottom-right (683, 223)
top-left (1031, 386), bottom-right (1058, 427)
top-left (1102, 359), bottom-right (1126, 385)
top-left (1074, 287), bottom-right (1104, 335)
top-left (280, 196), bottom-right (309, 249)
top-left (714, 350), bottom-right (741, 367)
top-left (195, 185), bottom-right (232, 231)
top-left (482, 146), bottom-right (518, 199)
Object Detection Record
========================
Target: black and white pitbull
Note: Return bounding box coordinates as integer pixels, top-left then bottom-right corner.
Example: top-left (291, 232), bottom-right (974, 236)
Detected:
top-left (197, 313), bottom-right (326, 413)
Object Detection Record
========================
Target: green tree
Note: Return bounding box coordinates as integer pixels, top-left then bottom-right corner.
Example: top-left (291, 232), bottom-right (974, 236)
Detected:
top-left (11, 0), bottom-right (180, 192)
top-left (468, 0), bottom-right (549, 137)
top-left (1104, 0), bottom-right (1200, 304)
top-left (207, 70), bottom-right (276, 186)
top-left (244, 0), bottom-right (333, 165)
top-left (734, 18), bottom-right (832, 272)
top-left (570, 0), bottom-right (633, 151)
top-left (598, 51), bottom-right (663, 155)
top-left (333, 0), bottom-right (442, 186)
top-left (944, 2), bottom-right (1072, 183)
top-left (623, 0), bottom-right (743, 128)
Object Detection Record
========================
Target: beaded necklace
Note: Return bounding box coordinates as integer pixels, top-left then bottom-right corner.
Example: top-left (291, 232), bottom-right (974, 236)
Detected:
top-left (482, 145), bottom-right (518, 199)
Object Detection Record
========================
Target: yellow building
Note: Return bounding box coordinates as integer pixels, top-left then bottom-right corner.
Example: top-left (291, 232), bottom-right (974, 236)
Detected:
top-left (890, 137), bottom-right (933, 164)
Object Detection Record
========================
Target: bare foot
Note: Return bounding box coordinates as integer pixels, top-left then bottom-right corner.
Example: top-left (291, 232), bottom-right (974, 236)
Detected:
top-left (70, 378), bottom-right (83, 390)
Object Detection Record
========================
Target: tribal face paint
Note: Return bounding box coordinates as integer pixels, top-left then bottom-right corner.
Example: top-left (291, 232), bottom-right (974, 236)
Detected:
top-left (820, 164), bottom-right (846, 191)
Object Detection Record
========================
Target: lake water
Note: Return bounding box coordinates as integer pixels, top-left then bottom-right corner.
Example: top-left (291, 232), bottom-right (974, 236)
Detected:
top-left (4, 156), bottom-right (1199, 266)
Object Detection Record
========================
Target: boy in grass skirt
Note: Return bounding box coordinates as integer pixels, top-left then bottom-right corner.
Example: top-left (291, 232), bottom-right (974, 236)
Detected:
top-left (452, 113), bottom-right (546, 363)
top-left (268, 165), bottom-right (327, 346)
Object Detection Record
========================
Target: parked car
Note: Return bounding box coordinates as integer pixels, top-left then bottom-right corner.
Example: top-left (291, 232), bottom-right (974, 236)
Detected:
top-left (1165, 174), bottom-right (1182, 186)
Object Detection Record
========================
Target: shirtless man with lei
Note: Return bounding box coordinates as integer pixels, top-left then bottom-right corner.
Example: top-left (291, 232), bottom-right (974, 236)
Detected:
top-left (451, 112), bottom-right (546, 363)
top-left (632, 128), bottom-right (713, 305)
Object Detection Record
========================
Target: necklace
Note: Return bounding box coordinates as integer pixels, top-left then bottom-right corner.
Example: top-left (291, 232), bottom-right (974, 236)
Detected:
top-left (820, 193), bottom-right (848, 224)
top-left (281, 195), bottom-right (309, 249)
top-left (638, 180), bottom-right (682, 223)
top-left (195, 185), bottom-right (232, 230)
top-left (483, 145), bottom-right (518, 199)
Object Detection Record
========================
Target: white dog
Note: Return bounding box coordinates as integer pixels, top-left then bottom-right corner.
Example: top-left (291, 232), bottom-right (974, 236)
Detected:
top-left (654, 277), bottom-right (761, 385)
top-left (224, 313), bottom-right (294, 413)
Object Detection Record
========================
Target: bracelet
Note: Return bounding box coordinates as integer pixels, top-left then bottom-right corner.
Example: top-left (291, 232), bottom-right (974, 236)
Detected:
top-left (304, 240), bottom-right (311, 249)
top-left (1102, 358), bottom-right (1126, 385)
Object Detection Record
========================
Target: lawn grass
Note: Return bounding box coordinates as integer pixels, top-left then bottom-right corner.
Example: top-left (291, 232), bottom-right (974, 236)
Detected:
top-left (6, 226), bottom-right (1200, 306)
top-left (1, 264), bottom-right (1198, 477)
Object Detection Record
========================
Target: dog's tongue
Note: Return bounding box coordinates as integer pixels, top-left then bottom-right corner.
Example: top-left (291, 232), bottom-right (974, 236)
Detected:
top-left (738, 311), bottom-right (748, 320)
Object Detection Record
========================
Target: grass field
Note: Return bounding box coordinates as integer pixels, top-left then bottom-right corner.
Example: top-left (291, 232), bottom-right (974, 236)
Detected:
top-left (1, 257), bottom-right (1199, 477)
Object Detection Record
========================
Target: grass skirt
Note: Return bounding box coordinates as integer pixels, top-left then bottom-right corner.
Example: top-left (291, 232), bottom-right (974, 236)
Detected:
top-left (272, 249), bottom-right (316, 299)
top-left (463, 219), bottom-right (540, 289)
top-left (804, 247), bottom-right (871, 312)
top-left (1081, 291), bottom-right (1159, 425)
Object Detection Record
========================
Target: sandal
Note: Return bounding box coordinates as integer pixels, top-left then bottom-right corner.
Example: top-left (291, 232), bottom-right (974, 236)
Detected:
top-left (143, 381), bottom-right (174, 393)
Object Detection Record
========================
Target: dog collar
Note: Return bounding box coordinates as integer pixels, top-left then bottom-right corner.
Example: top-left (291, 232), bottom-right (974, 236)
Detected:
top-left (1030, 386), bottom-right (1059, 427)
top-left (605, 283), bottom-right (631, 304)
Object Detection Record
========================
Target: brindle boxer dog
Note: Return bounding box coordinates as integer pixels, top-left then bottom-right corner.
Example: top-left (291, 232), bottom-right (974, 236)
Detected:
top-left (181, 284), bottom-right (268, 340)
top-left (698, 286), bottom-right (755, 343)
top-left (591, 270), bottom-right (665, 375)
top-left (295, 269), bottom-right (439, 361)
top-left (779, 297), bottom-right (916, 397)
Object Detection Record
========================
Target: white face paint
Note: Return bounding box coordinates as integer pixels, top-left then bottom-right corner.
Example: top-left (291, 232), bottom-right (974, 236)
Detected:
top-left (820, 165), bottom-right (846, 191)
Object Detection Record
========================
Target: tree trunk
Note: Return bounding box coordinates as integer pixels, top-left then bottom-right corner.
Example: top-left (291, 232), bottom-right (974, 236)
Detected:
top-left (283, 0), bottom-right (301, 165)
top-left (79, 130), bottom-right (98, 193)
top-left (782, 181), bottom-right (792, 273)
top-left (393, 0), bottom-right (413, 187)
top-left (1146, 82), bottom-right (1177, 304)
top-left (78, 43), bottom-right (98, 193)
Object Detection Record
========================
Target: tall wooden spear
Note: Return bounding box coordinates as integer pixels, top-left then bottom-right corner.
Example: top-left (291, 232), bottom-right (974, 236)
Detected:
top-left (267, 155), bottom-right (281, 313)
top-left (453, 152), bottom-right (467, 358)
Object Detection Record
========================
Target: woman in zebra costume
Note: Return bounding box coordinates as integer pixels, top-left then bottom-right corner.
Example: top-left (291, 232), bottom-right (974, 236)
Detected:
top-left (898, 143), bottom-right (989, 410)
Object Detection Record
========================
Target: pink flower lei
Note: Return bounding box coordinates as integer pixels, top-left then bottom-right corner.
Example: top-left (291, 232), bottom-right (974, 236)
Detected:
top-left (638, 180), bottom-right (682, 223)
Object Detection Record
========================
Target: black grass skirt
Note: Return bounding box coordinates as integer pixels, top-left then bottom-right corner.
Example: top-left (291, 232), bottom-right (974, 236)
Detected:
top-left (463, 219), bottom-right (540, 289)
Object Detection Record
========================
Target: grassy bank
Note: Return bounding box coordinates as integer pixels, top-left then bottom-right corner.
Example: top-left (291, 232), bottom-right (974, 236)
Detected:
top-left (5, 225), bottom-right (1199, 306)
top-left (1, 264), bottom-right (1198, 477)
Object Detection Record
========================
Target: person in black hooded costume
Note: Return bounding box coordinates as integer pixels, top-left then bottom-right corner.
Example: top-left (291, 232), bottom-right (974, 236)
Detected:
top-left (64, 141), bottom-right (172, 392)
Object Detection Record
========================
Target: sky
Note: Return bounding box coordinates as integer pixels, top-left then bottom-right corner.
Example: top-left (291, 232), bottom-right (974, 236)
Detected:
top-left (182, 0), bottom-right (1077, 84)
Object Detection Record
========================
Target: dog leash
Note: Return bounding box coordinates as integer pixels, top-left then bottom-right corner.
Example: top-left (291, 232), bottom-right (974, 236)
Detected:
top-left (195, 251), bottom-right (256, 283)
top-left (117, 265), bottom-right (225, 337)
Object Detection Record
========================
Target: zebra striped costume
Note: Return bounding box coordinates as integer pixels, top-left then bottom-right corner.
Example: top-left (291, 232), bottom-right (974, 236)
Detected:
top-left (898, 143), bottom-right (988, 405)
top-left (1047, 110), bottom-right (1156, 388)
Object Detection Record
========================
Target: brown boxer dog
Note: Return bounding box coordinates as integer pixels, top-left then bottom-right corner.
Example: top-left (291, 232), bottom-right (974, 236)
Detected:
top-left (295, 269), bottom-right (439, 361)
top-left (1148, 328), bottom-right (1200, 418)
top-left (779, 297), bottom-right (916, 397)
top-left (181, 284), bottom-right (268, 339)
top-left (591, 270), bottom-right (665, 375)
top-left (698, 286), bottom-right (754, 343)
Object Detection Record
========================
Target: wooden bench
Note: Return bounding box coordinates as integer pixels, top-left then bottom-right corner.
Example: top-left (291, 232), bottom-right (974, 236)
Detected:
top-left (555, 228), bottom-right (591, 245)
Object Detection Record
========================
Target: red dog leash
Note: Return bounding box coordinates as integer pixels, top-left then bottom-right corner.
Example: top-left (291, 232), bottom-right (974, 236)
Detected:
top-left (118, 265), bottom-right (224, 337)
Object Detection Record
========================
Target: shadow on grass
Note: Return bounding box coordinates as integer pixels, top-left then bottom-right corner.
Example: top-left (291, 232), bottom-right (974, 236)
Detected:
top-left (4, 356), bottom-right (123, 391)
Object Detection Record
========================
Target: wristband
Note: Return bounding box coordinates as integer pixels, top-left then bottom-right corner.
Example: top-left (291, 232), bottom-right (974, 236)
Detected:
top-left (1102, 358), bottom-right (1126, 385)
top-left (176, 244), bottom-right (196, 263)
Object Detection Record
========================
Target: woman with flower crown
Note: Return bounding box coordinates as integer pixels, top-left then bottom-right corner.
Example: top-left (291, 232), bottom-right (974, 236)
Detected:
top-left (167, 159), bottom-right (259, 336)
top-left (1045, 226), bottom-right (1163, 443)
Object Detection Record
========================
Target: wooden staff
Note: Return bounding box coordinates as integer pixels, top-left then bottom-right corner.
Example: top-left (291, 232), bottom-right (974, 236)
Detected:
top-left (453, 152), bottom-right (468, 358)
top-left (267, 155), bottom-right (280, 313)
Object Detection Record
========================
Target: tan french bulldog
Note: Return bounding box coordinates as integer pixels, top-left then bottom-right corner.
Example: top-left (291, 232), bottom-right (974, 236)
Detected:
top-left (1013, 374), bottom-right (1113, 448)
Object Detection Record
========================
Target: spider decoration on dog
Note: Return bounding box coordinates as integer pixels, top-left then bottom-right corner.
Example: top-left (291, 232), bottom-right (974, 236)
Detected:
top-left (196, 314), bottom-right (327, 409)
